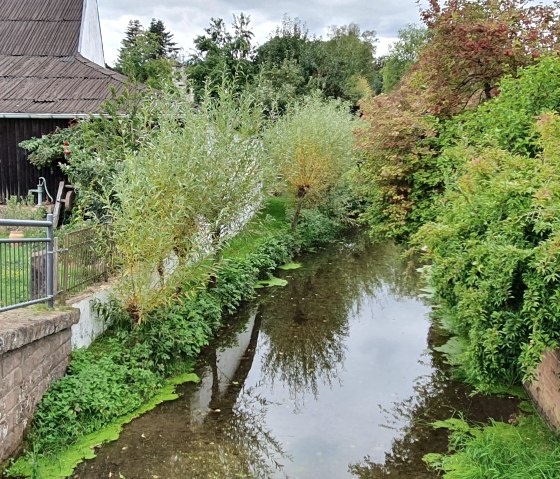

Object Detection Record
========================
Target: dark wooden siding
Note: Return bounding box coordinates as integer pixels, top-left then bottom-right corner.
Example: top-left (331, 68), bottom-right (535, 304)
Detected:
top-left (0, 118), bottom-right (70, 201)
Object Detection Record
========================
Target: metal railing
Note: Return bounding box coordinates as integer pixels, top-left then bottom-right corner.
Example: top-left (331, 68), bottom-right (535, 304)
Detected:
top-left (1, 219), bottom-right (113, 312)
top-left (0, 214), bottom-right (54, 313)
top-left (58, 226), bottom-right (111, 302)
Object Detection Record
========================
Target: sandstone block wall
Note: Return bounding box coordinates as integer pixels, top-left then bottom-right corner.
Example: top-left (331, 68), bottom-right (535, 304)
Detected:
top-left (0, 308), bottom-right (79, 463)
top-left (526, 348), bottom-right (560, 430)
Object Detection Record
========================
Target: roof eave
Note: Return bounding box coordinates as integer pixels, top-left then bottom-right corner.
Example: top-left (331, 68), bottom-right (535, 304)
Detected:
top-left (0, 112), bottom-right (98, 119)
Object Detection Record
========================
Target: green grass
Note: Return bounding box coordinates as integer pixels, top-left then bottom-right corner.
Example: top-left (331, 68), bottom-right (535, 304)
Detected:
top-left (0, 245), bottom-right (32, 308)
top-left (222, 196), bottom-right (288, 260)
top-left (424, 413), bottom-right (560, 478)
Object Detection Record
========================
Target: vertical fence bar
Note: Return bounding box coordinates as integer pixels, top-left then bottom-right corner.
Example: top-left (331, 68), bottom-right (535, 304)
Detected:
top-left (2, 220), bottom-right (112, 312)
top-left (46, 213), bottom-right (54, 308)
top-left (61, 232), bottom-right (69, 304)
top-left (53, 237), bottom-right (59, 298)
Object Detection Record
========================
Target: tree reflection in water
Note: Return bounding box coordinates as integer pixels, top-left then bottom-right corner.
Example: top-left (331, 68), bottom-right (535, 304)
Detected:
top-left (348, 326), bottom-right (520, 479)
top-left (259, 235), bottom-right (421, 408)
top-left (178, 313), bottom-right (291, 479)
top-left (75, 235), bottom-right (447, 479)
top-left (176, 384), bottom-right (290, 479)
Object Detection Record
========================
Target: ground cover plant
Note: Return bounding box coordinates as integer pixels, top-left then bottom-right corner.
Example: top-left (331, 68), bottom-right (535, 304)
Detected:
top-left (424, 413), bottom-right (560, 479)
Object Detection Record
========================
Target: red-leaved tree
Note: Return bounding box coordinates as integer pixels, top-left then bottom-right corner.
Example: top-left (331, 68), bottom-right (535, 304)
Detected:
top-left (416, 0), bottom-right (558, 116)
top-left (355, 0), bottom-right (559, 239)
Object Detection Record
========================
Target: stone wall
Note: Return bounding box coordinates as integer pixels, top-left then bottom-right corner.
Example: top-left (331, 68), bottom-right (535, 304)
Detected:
top-left (526, 348), bottom-right (560, 430)
top-left (0, 308), bottom-right (79, 463)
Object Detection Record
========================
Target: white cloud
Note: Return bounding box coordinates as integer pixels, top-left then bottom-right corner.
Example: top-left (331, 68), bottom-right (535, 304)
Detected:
top-left (97, 0), bottom-right (424, 66)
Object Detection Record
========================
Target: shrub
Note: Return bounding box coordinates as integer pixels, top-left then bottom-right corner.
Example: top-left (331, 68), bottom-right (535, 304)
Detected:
top-left (107, 85), bottom-right (270, 321)
top-left (414, 113), bottom-right (560, 388)
top-left (264, 93), bottom-right (357, 230)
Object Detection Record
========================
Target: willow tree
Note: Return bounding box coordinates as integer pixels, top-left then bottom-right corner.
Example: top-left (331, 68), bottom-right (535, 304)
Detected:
top-left (108, 85), bottom-right (270, 322)
top-left (264, 94), bottom-right (357, 230)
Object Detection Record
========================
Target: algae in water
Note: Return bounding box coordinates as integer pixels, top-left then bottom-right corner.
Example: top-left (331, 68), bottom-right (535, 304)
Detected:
top-left (6, 373), bottom-right (199, 479)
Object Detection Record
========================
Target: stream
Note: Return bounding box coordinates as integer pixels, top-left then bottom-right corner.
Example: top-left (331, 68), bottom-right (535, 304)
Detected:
top-left (74, 235), bottom-right (519, 479)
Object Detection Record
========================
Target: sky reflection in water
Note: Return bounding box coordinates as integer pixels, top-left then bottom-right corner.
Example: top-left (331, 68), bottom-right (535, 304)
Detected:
top-left (77, 237), bottom-right (516, 479)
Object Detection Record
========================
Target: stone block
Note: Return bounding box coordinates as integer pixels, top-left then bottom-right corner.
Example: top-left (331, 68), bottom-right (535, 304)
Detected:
top-left (0, 388), bottom-right (20, 418)
top-left (0, 308), bottom-right (79, 354)
top-left (0, 308), bottom-right (79, 464)
top-left (1, 349), bottom-right (21, 379)
top-left (1, 366), bottom-right (22, 394)
top-left (527, 348), bottom-right (560, 430)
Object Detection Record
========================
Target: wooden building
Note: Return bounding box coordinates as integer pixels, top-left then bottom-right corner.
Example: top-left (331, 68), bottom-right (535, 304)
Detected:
top-left (0, 0), bottom-right (128, 200)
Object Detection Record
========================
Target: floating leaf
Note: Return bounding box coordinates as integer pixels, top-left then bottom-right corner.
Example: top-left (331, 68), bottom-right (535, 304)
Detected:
top-left (278, 262), bottom-right (302, 270)
top-left (254, 277), bottom-right (289, 288)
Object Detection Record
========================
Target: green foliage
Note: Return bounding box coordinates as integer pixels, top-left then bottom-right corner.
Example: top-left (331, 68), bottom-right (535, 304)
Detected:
top-left (292, 208), bottom-right (343, 250)
top-left (443, 56), bottom-right (560, 157)
top-left (26, 344), bottom-right (161, 455)
top-left (317, 24), bottom-right (378, 102)
top-left (11, 196), bottom-right (348, 475)
top-left (424, 415), bottom-right (560, 478)
top-left (7, 373), bottom-right (198, 479)
top-left (147, 18), bottom-right (179, 58)
top-left (0, 197), bottom-right (45, 233)
top-left (20, 88), bottom-right (164, 218)
top-left (130, 293), bottom-right (220, 376)
top-left (355, 91), bottom-right (444, 240)
top-left (255, 17), bottom-right (380, 105)
top-left (355, 3), bottom-right (560, 241)
top-left (186, 14), bottom-right (257, 98)
top-left (104, 84), bottom-right (269, 320)
top-left (382, 24), bottom-right (428, 93)
top-left (414, 114), bottom-right (560, 387)
top-left (115, 19), bottom-right (177, 88)
top-left (264, 94), bottom-right (357, 230)
top-left (19, 127), bottom-right (77, 168)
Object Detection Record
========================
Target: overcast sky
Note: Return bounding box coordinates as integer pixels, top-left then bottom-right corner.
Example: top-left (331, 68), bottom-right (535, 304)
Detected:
top-left (97, 0), bottom-right (427, 66)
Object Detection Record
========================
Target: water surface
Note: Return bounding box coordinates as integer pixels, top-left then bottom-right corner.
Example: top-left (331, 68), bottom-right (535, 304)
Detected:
top-left (75, 237), bottom-right (518, 479)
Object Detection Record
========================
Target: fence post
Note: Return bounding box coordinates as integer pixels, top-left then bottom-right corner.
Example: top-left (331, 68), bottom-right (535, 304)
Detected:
top-left (53, 237), bottom-right (59, 300)
top-left (46, 213), bottom-right (54, 308)
top-left (60, 231), bottom-right (69, 304)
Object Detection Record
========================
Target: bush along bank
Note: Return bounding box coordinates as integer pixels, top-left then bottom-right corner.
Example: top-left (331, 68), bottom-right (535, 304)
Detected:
top-left (410, 63), bottom-right (560, 476)
top-left (5, 197), bottom-right (348, 478)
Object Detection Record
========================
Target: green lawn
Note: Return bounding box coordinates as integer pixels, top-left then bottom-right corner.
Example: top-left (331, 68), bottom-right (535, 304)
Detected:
top-left (0, 243), bottom-right (34, 308)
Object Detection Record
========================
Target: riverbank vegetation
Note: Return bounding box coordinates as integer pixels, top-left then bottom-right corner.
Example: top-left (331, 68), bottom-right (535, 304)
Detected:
top-left (424, 414), bottom-right (560, 479)
top-left (10, 0), bottom-right (560, 477)
top-left (8, 74), bottom-right (359, 476)
top-left (6, 194), bottom-right (357, 477)
top-left (350, 0), bottom-right (560, 476)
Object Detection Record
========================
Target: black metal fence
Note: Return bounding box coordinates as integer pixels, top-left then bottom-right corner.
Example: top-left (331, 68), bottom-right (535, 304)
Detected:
top-left (58, 226), bottom-right (112, 303)
top-left (0, 220), bottom-right (112, 312)
top-left (0, 215), bottom-right (54, 312)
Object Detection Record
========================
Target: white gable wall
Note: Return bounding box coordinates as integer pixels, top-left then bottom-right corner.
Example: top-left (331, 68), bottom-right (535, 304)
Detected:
top-left (78, 0), bottom-right (105, 66)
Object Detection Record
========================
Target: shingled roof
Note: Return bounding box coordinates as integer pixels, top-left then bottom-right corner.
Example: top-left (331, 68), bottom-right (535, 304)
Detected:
top-left (0, 0), bottom-right (129, 117)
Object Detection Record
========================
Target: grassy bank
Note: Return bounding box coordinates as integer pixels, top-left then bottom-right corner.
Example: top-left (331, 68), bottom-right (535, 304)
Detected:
top-left (5, 196), bottom-right (346, 478)
top-left (424, 412), bottom-right (560, 478)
